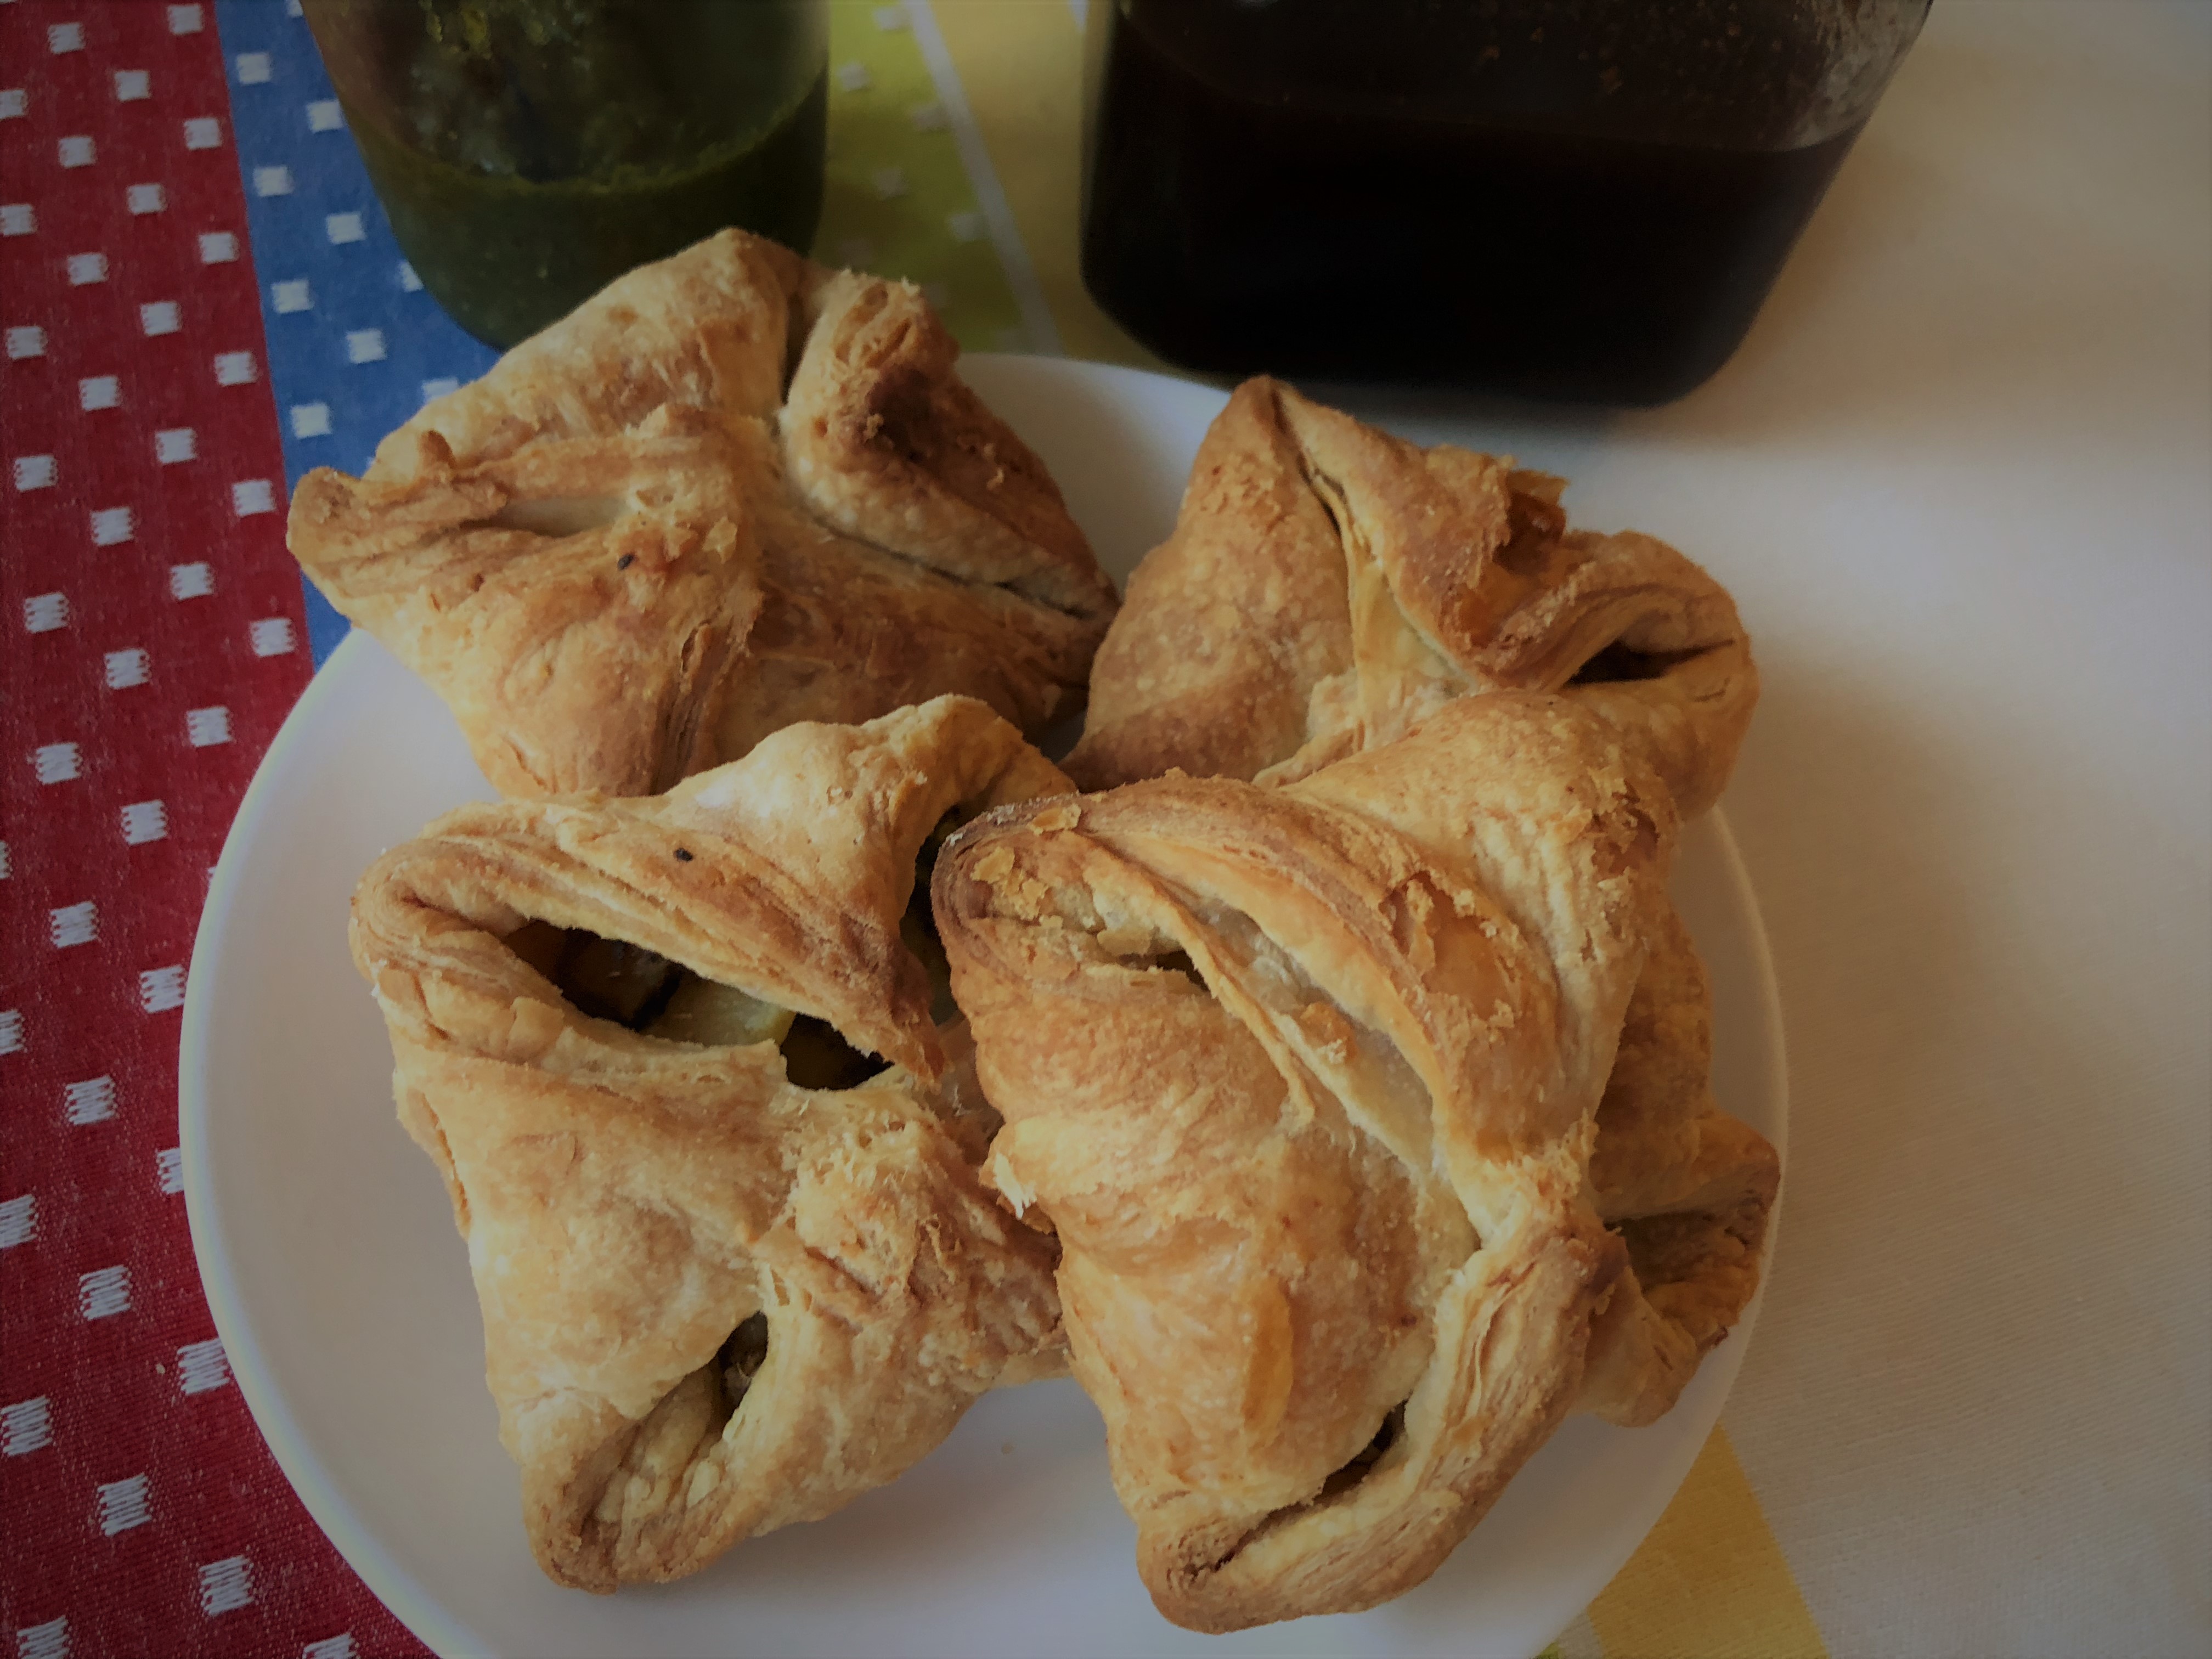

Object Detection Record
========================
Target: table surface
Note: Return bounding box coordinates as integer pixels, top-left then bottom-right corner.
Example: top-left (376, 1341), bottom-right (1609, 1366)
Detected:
top-left (1, 3), bottom-right (2205, 1657)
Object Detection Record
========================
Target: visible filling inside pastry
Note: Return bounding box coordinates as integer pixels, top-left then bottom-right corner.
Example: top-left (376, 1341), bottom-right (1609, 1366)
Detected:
top-left (1318, 1400), bottom-right (1408, 1499)
top-left (502, 919), bottom-right (886, 1087)
top-left (719, 1310), bottom-right (770, 1404)
top-left (1569, 641), bottom-right (1704, 684)
top-left (775, 1015), bottom-right (887, 1090)
top-left (592, 1307), bottom-right (774, 1531)
top-left (900, 808), bottom-right (969, 1024)
top-left (1216, 1396), bottom-right (1412, 1565)
top-left (1147, 947), bottom-right (1200, 982)
top-left (1616, 1203), bottom-right (1764, 1317)
top-left (504, 919), bottom-right (785, 1041)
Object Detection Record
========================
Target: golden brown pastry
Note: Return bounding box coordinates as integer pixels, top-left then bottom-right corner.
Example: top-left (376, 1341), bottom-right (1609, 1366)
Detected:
top-left (348, 696), bottom-right (1067, 1591)
top-left (1066, 377), bottom-right (1757, 817)
top-left (291, 229), bottom-right (1118, 798)
top-left (1579, 904), bottom-right (1779, 1426)
top-left (937, 692), bottom-right (1679, 1631)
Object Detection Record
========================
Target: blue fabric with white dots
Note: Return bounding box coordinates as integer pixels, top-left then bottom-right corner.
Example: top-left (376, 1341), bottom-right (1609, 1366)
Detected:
top-left (213, 0), bottom-right (498, 665)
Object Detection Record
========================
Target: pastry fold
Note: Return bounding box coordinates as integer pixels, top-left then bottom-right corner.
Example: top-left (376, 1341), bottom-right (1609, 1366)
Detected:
top-left (1066, 377), bottom-right (1757, 817)
top-left (349, 696), bottom-right (1067, 1590)
top-left (291, 229), bottom-right (1118, 798)
top-left (1579, 905), bottom-right (1780, 1426)
top-left (936, 693), bottom-right (1678, 1631)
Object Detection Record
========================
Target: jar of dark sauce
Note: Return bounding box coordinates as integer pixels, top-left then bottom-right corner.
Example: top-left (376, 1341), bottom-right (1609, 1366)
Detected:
top-left (303, 0), bottom-right (826, 349)
top-left (1081, 0), bottom-right (1928, 404)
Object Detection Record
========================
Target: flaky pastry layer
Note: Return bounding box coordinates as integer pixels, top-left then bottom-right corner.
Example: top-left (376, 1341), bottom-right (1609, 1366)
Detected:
top-left (349, 696), bottom-right (1068, 1590)
top-left (1067, 378), bottom-right (1757, 817)
top-left (292, 230), bottom-right (1118, 798)
top-left (938, 693), bottom-right (1681, 1630)
top-left (1579, 905), bottom-right (1779, 1425)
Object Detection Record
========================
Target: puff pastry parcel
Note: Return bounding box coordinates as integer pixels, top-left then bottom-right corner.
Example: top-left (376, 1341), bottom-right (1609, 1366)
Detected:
top-left (292, 229), bottom-right (1118, 798)
top-left (1067, 378), bottom-right (1756, 816)
top-left (349, 696), bottom-right (1066, 1590)
top-left (938, 693), bottom-right (1680, 1630)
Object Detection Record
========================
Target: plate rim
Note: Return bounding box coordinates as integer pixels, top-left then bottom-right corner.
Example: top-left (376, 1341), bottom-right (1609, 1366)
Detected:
top-left (178, 353), bottom-right (1789, 1659)
top-left (179, 627), bottom-right (478, 1654)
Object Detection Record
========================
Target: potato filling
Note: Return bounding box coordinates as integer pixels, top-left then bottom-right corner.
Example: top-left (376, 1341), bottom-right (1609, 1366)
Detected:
top-left (504, 919), bottom-right (791, 1043)
top-left (501, 812), bottom-right (967, 1085)
top-left (503, 919), bottom-right (886, 1082)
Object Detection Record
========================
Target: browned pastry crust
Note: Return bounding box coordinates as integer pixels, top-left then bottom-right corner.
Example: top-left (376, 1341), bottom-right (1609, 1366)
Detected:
top-left (1579, 904), bottom-right (1780, 1425)
top-left (290, 230), bottom-right (1118, 798)
top-left (936, 693), bottom-right (1679, 1632)
top-left (1066, 377), bottom-right (1757, 817)
top-left (349, 696), bottom-right (1068, 1591)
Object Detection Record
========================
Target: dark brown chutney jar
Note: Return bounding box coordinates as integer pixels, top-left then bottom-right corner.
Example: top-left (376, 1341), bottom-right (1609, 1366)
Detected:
top-left (1080, 0), bottom-right (1929, 405)
top-left (303, 0), bottom-right (827, 349)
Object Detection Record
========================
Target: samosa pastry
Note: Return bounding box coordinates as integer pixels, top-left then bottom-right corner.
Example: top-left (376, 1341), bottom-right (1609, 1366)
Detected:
top-left (1067, 377), bottom-right (1756, 816)
top-left (291, 229), bottom-right (1118, 798)
top-left (937, 693), bottom-right (1678, 1632)
top-left (348, 696), bottom-right (1066, 1591)
top-left (1579, 904), bottom-right (1779, 1426)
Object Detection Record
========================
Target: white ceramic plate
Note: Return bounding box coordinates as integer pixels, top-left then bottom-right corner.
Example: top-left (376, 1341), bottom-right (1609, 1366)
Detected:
top-left (180, 357), bottom-right (1787, 1659)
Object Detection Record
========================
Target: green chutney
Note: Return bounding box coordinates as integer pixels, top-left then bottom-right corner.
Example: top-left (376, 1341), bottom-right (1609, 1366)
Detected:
top-left (308, 0), bottom-right (827, 347)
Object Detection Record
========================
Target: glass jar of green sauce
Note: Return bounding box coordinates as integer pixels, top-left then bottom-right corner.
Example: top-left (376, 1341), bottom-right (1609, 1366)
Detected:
top-left (303, 0), bottom-right (826, 348)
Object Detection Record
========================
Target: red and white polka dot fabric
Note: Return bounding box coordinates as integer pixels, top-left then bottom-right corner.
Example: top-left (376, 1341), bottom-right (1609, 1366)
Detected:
top-left (1, 4), bottom-right (424, 1654)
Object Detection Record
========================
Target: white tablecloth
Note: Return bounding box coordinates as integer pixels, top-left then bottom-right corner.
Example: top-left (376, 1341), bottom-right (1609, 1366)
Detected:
top-left (1415, 7), bottom-right (2210, 1652)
